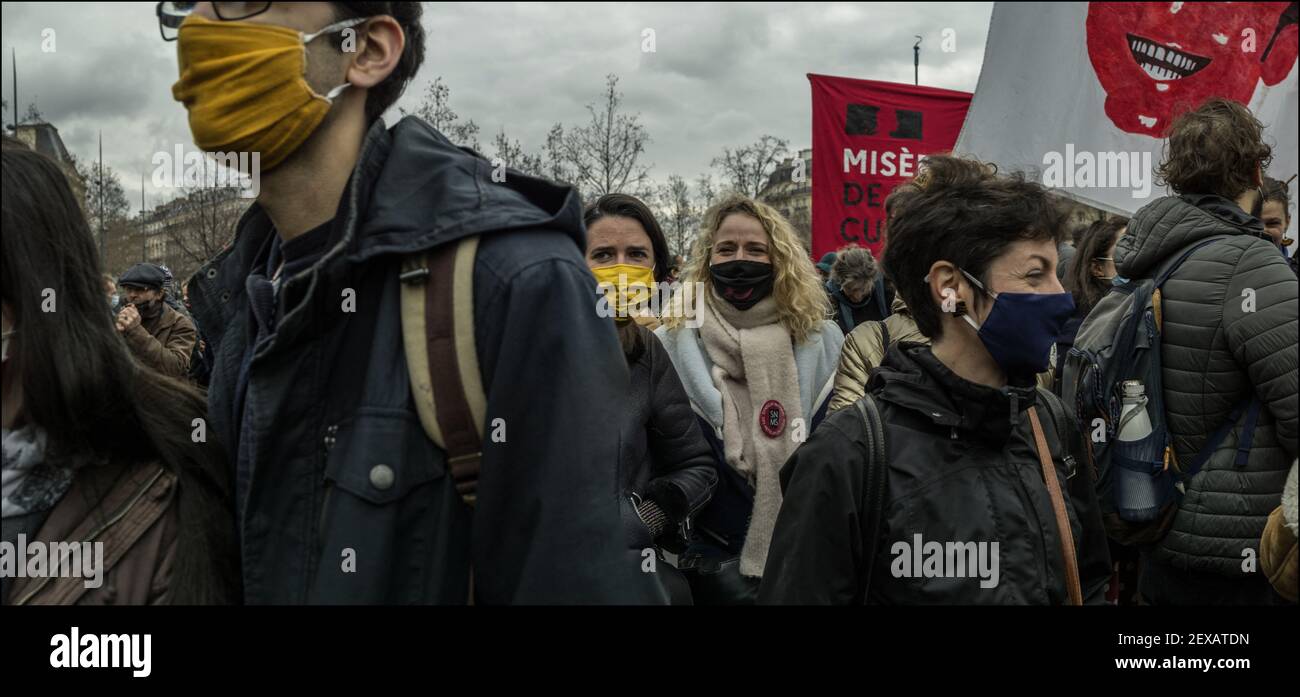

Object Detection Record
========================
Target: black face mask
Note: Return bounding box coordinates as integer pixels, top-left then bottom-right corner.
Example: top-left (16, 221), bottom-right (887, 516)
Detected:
top-left (709, 260), bottom-right (774, 310)
top-left (134, 297), bottom-right (163, 319)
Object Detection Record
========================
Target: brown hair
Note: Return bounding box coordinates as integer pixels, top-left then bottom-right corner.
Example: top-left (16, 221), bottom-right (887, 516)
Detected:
top-left (1262, 175), bottom-right (1293, 218)
top-left (583, 193), bottom-right (670, 361)
top-left (1156, 98), bottom-right (1272, 199)
top-left (1065, 216), bottom-right (1128, 316)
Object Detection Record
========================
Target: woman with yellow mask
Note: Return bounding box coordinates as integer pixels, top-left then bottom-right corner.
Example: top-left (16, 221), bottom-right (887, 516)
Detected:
top-left (583, 194), bottom-right (718, 605)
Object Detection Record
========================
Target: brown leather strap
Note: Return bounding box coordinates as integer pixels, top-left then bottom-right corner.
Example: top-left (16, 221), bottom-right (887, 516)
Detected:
top-left (1027, 406), bottom-right (1083, 606)
top-left (424, 244), bottom-right (483, 503)
top-left (18, 467), bottom-right (175, 605)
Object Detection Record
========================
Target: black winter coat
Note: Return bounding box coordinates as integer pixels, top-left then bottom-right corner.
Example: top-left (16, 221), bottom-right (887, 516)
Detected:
top-left (618, 324), bottom-right (718, 552)
top-left (759, 343), bottom-right (1112, 604)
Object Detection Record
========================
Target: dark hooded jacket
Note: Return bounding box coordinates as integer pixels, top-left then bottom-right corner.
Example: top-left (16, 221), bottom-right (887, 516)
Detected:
top-left (758, 343), bottom-right (1112, 604)
top-left (1117, 194), bottom-right (1297, 582)
top-left (187, 116), bottom-right (664, 604)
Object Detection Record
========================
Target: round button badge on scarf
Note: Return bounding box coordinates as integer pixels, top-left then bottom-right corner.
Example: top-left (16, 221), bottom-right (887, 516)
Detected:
top-left (759, 399), bottom-right (786, 438)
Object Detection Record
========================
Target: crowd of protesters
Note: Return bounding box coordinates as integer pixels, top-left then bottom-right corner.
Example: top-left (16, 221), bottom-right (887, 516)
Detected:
top-left (1, 2), bottom-right (1295, 606)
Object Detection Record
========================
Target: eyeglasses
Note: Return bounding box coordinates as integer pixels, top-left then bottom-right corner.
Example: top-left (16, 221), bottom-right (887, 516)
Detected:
top-left (156, 2), bottom-right (272, 41)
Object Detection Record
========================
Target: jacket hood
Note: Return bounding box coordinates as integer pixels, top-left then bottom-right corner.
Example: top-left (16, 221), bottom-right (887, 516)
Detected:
top-left (219, 115), bottom-right (585, 274)
top-left (890, 293), bottom-right (910, 316)
top-left (1118, 194), bottom-right (1270, 279)
top-left (342, 116), bottom-right (585, 262)
top-left (869, 342), bottom-right (1039, 447)
top-left (189, 116), bottom-right (586, 353)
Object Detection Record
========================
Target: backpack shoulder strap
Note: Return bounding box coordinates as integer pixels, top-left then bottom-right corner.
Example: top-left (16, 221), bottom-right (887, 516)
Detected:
top-left (1151, 235), bottom-right (1233, 287)
top-left (1035, 387), bottom-right (1080, 481)
top-left (851, 392), bottom-right (888, 604)
top-left (399, 236), bottom-right (487, 507)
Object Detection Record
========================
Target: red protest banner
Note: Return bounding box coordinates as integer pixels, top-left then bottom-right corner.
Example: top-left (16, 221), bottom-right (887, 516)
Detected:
top-left (809, 74), bottom-right (971, 259)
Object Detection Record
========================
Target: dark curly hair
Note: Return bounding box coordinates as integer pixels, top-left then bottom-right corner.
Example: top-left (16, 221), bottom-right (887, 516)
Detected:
top-left (333, 2), bottom-right (426, 124)
top-left (1156, 98), bottom-right (1272, 199)
top-left (882, 155), bottom-right (1065, 341)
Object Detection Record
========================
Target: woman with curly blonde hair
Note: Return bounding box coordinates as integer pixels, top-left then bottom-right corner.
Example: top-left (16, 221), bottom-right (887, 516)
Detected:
top-left (654, 194), bottom-right (843, 604)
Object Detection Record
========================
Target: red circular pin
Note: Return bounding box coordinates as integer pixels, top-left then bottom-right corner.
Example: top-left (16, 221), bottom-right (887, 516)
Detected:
top-left (759, 399), bottom-right (786, 438)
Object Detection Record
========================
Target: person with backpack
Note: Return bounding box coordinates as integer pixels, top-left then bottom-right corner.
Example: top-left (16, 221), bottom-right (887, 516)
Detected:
top-left (1065, 98), bottom-right (1297, 605)
top-left (825, 244), bottom-right (893, 335)
top-left (1054, 216), bottom-right (1127, 398)
top-left (581, 193), bottom-right (718, 605)
top-left (655, 194), bottom-right (843, 604)
top-left (168, 2), bottom-right (660, 603)
top-left (758, 155), bottom-right (1111, 605)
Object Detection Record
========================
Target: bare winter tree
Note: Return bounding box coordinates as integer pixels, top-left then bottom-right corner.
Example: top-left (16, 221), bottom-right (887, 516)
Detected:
top-left (711, 135), bottom-right (790, 198)
top-left (549, 74), bottom-right (652, 202)
top-left (695, 173), bottom-right (719, 214)
top-left (658, 174), bottom-right (695, 260)
top-left (72, 155), bottom-right (130, 245)
top-left (490, 128), bottom-right (544, 178)
top-left (151, 159), bottom-right (250, 280)
top-left (402, 76), bottom-right (482, 153)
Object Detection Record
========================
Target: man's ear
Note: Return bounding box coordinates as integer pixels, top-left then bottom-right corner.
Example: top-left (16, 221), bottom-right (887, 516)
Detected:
top-left (345, 16), bottom-right (404, 91)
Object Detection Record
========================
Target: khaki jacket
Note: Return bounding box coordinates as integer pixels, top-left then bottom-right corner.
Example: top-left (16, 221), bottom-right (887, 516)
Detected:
top-left (829, 295), bottom-right (928, 412)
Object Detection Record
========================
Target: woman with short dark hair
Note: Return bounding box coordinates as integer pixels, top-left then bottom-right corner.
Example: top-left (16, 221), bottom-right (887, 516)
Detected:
top-left (760, 155), bottom-right (1111, 604)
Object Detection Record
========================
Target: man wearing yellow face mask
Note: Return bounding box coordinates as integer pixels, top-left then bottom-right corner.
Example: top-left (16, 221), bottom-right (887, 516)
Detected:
top-left (167, 2), bottom-right (659, 605)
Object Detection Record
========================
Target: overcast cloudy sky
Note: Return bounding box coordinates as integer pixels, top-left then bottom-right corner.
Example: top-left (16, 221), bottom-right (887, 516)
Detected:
top-left (0, 2), bottom-right (992, 211)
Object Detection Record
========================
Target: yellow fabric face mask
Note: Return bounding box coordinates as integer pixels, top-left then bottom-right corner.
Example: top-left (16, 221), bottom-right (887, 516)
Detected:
top-left (171, 14), bottom-right (367, 172)
top-left (591, 264), bottom-right (656, 320)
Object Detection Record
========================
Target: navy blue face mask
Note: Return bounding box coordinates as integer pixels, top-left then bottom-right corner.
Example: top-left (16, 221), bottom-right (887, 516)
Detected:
top-left (959, 269), bottom-right (1075, 379)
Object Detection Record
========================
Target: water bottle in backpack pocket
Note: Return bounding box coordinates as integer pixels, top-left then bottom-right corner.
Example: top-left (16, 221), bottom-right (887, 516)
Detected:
top-left (1110, 379), bottom-right (1176, 522)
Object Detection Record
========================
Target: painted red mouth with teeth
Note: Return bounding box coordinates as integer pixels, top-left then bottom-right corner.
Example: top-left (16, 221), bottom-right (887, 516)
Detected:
top-left (1125, 32), bottom-right (1210, 81)
top-left (1086, 2), bottom-right (1297, 137)
top-left (724, 287), bottom-right (754, 300)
